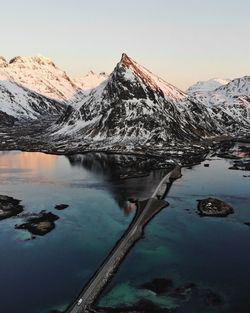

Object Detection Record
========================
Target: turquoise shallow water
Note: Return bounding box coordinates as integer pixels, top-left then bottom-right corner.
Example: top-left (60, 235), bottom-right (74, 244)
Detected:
top-left (99, 157), bottom-right (250, 313)
top-left (0, 151), bottom-right (249, 313)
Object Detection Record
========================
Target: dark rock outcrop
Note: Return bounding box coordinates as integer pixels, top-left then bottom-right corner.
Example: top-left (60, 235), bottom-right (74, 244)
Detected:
top-left (197, 198), bottom-right (234, 217)
top-left (201, 289), bottom-right (224, 306)
top-left (141, 278), bottom-right (174, 294)
top-left (0, 111), bottom-right (17, 126)
top-left (15, 211), bottom-right (59, 236)
top-left (229, 160), bottom-right (250, 171)
top-left (54, 204), bottom-right (69, 210)
top-left (0, 195), bottom-right (24, 220)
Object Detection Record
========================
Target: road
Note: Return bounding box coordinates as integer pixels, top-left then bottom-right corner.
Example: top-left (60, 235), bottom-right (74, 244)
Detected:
top-left (66, 165), bottom-right (181, 313)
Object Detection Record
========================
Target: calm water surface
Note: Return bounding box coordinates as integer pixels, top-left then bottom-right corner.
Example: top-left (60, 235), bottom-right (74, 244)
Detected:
top-left (0, 151), bottom-right (249, 313)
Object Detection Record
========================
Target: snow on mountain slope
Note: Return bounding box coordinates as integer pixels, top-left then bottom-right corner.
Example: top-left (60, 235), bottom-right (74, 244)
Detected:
top-left (54, 53), bottom-right (219, 148)
top-left (215, 76), bottom-right (250, 98)
top-left (0, 55), bottom-right (80, 102)
top-left (0, 54), bottom-right (109, 104)
top-left (0, 80), bottom-right (65, 120)
top-left (0, 57), bottom-right (7, 68)
top-left (187, 78), bottom-right (230, 94)
top-left (188, 76), bottom-right (250, 132)
top-left (75, 71), bottom-right (108, 91)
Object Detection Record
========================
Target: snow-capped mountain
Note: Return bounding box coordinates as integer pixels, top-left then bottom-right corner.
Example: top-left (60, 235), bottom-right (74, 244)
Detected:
top-left (0, 54), bottom-right (109, 103)
top-left (188, 76), bottom-right (250, 132)
top-left (0, 54), bottom-right (110, 123)
top-left (75, 71), bottom-right (108, 91)
top-left (0, 80), bottom-right (65, 120)
top-left (54, 53), bottom-right (219, 149)
top-left (187, 78), bottom-right (230, 95)
top-left (0, 54), bottom-right (81, 102)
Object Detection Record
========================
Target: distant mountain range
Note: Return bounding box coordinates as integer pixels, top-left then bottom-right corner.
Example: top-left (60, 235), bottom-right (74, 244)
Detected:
top-left (0, 55), bottom-right (107, 120)
top-left (0, 53), bottom-right (249, 149)
top-left (187, 76), bottom-right (250, 132)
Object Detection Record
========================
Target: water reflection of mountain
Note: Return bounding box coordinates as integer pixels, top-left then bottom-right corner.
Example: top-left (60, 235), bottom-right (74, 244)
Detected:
top-left (67, 153), bottom-right (171, 215)
top-left (0, 151), bottom-right (58, 171)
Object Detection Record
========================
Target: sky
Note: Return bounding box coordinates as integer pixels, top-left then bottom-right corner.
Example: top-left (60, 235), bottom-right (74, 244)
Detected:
top-left (0, 0), bottom-right (249, 90)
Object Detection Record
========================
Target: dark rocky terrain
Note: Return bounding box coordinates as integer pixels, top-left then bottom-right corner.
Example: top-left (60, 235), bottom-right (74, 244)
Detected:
top-left (0, 195), bottom-right (24, 220)
top-left (15, 211), bottom-right (59, 236)
top-left (55, 204), bottom-right (69, 210)
top-left (197, 198), bottom-right (234, 217)
top-left (0, 111), bottom-right (17, 126)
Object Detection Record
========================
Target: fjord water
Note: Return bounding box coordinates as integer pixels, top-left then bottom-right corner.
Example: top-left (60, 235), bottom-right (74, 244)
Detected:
top-left (0, 152), bottom-right (249, 313)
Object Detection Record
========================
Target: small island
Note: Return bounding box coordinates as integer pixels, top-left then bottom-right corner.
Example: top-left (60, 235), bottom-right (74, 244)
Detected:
top-left (197, 198), bottom-right (234, 217)
top-left (54, 204), bottom-right (69, 210)
top-left (15, 211), bottom-right (59, 236)
top-left (0, 195), bottom-right (24, 220)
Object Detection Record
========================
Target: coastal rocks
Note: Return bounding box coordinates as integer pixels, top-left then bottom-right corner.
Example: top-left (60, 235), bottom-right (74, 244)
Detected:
top-left (141, 278), bottom-right (173, 294)
top-left (201, 289), bottom-right (224, 306)
top-left (229, 160), bottom-right (250, 171)
top-left (0, 193), bottom-right (65, 237)
top-left (197, 198), bottom-right (234, 217)
top-left (169, 165), bottom-right (182, 180)
top-left (139, 277), bottom-right (224, 310)
top-left (15, 211), bottom-right (59, 236)
top-left (174, 282), bottom-right (198, 299)
top-left (54, 204), bottom-right (69, 210)
top-left (217, 152), bottom-right (240, 159)
top-left (0, 195), bottom-right (24, 220)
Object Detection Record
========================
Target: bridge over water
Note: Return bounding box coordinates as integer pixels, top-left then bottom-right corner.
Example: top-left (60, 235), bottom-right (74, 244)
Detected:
top-left (66, 165), bottom-right (182, 313)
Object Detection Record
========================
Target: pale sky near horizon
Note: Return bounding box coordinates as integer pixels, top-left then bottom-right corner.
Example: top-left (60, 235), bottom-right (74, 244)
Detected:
top-left (1, 0), bottom-right (249, 90)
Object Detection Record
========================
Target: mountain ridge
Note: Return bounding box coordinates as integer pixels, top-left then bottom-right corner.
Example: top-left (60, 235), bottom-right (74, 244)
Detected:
top-left (0, 79), bottom-right (65, 120)
top-left (53, 53), bottom-right (220, 151)
top-left (187, 75), bottom-right (250, 132)
top-left (0, 54), bottom-right (107, 102)
top-left (0, 53), bottom-right (249, 151)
